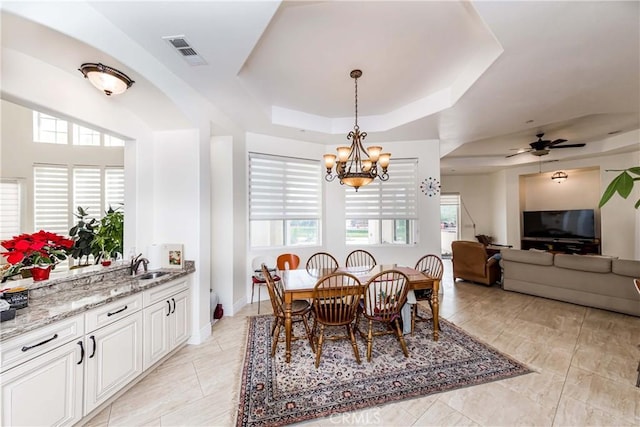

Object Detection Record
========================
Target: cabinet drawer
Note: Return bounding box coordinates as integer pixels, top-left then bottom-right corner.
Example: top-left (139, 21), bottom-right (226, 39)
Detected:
top-left (1, 315), bottom-right (84, 373)
top-left (143, 279), bottom-right (189, 306)
top-left (85, 294), bottom-right (143, 333)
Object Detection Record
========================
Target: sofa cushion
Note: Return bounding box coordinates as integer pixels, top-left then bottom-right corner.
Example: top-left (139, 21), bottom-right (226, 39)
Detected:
top-left (554, 254), bottom-right (611, 273)
top-left (612, 259), bottom-right (640, 278)
top-left (501, 248), bottom-right (554, 266)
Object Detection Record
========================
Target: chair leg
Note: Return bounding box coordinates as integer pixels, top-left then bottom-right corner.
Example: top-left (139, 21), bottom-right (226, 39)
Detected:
top-left (411, 304), bottom-right (416, 335)
top-left (251, 282), bottom-right (255, 305)
top-left (366, 320), bottom-right (374, 362)
top-left (301, 314), bottom-right (315, 353)
top-left (271, 318), bottom-right (282, 357)
top-left (348, 324), bottom-right (361, 365)
top-left (257, 286), bottom-right (261, 314)
top-left (394, 318), bottom-right (409, 357)
top-left (636, 360), bottom-right (640, 388)
top-left (315, 325), bottom-right (325, 368)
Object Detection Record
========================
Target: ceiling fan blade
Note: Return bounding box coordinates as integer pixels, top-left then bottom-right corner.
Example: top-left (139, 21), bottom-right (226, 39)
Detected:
top-left (548, 138), bottom-right (568, 146)
top-left (505, 149), bottom-right (531, 158)
top-left (548, 143), bottom-right (586, 149)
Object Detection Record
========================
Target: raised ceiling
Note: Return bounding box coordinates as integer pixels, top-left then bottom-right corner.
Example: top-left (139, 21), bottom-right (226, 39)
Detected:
top-left (2, 0), bottom-right (639, 174)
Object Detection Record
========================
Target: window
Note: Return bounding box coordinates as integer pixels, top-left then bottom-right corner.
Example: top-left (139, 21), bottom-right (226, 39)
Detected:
top-left (345, 158), bottom-right (418, 245)
top-left (249, 153), bottom-right (321, 247)
top-left (33, 111), bottom-right (68, 144)
top-left (104, 134), bottom-right (125, 147)
top-left (73, 124), bottom-right (101, 146)
top-left (0, 180), bottom-right (22, 242)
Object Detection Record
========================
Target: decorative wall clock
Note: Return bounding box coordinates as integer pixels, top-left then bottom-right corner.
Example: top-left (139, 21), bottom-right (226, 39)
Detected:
top-left (420, 177), bottom-right (441, 197)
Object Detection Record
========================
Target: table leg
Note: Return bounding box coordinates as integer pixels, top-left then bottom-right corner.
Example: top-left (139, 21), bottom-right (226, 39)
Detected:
top-left (284, 295), bottom-right (293, 363)
top-left (431, 279), bottom-right (440, 341)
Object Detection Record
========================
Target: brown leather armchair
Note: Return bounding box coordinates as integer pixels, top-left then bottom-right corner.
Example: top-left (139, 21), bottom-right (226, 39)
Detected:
top-left (451, 241), bottom-right (501, 286)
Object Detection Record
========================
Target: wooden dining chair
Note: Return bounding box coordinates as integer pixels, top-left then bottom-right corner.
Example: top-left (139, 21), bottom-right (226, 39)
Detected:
top-left (277, 253), bottom-right (300, 270)
top-left (345, 249), bottom-right (376, 268)
top-left (411, 254), bottom-right (444, 334)
top-left (262, 265), bottom-right (315, 357)
top-left (312, 272), bottom-right (362, 368)
top-left (357, 270), bottom-right (410, 362)
top-left (306, 252), bottom-right (339, 274)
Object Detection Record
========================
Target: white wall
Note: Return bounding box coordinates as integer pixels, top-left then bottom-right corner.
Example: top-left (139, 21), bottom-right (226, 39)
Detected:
top-left (441, 174), bottom-right (494, 241)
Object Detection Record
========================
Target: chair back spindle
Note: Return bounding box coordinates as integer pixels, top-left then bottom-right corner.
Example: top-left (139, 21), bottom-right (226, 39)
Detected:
top-left (345, 249), bottom-right (377, 268)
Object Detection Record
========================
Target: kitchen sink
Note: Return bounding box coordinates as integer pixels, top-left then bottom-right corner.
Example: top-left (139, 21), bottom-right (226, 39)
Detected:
top-left (136, 271), bottom-right (170, 280)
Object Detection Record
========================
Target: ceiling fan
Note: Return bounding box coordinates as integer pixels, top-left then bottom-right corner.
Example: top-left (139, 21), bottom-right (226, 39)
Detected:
top-left (506, 133), bottom-right (586, 158)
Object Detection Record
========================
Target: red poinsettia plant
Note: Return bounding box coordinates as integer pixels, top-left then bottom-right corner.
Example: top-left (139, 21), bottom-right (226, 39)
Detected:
top-left (1, 231), bottom-right (74, 273)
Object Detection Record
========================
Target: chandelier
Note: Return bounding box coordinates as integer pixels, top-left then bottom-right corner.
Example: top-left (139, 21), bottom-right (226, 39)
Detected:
top-left (323, 69), bottom-right (390, 191)
top-left (78, 63), bottom-right (135, 96)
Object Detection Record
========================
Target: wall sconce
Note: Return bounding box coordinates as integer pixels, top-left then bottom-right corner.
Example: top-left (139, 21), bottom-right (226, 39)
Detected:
top-left (551, 171), bottom-right (568, 184)
top-left (78, 63), bottom-right (135, 96)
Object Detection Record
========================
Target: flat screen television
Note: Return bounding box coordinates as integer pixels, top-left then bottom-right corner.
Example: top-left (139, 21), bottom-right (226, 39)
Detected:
top-left (522, 209), bottom-right (596, 240)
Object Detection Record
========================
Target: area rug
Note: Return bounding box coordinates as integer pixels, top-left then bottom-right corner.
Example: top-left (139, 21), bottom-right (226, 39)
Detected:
top-left (236, 313), bottom-right (531, 427)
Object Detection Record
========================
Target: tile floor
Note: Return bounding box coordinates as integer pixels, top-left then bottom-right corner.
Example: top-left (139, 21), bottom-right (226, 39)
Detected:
top-left (85, 261), bottom-right (640, 426)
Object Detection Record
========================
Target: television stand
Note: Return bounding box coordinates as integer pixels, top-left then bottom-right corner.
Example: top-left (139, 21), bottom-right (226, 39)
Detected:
top-left (521, 238), bottom-right (601, 255)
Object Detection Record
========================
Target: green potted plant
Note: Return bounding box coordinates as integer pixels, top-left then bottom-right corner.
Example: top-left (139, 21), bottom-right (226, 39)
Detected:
top-left (69, 206), bottom-right (98, 267)
top-left (599, 167), bottom-right (640, 209)
top-left (92, 205), bottom-right (124, 265)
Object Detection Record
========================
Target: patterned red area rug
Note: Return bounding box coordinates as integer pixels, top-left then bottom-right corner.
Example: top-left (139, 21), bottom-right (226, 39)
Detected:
top-left (236, 314), bottom-right (531, 427)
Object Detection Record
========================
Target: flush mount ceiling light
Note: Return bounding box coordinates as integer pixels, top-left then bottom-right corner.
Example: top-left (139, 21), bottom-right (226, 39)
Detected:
top-left (78, 63), bottom-right (135, 96)
top-left (551, 171), bottom-right (568, 183)
top-left (323, 69), bottom-right (391, 191)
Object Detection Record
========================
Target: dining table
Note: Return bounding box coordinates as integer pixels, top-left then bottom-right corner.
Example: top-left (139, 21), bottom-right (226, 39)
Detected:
top-left (279, 264), bottom-right (440, 363)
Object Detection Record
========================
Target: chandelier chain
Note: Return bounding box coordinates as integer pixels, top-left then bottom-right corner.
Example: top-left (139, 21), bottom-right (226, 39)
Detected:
top-left (354, 74), bottom-right (359, 131)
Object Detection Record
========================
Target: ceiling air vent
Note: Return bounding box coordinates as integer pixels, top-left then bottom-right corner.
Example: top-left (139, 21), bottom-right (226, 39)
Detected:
top-left (162, 35), bottom-right (207, 66)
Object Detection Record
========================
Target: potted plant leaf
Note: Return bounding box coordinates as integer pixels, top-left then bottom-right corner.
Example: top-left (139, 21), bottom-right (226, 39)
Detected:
top-left (92, 204), bottom-right (124, 265)
top-left (599, 167), bottom-right (640, 209)
top-left (68, 206), bottom-right (98, 268)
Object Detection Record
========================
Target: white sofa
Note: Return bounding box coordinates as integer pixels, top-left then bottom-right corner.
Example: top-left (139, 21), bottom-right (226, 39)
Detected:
top-left (501, 249), bottom-right (640, 317)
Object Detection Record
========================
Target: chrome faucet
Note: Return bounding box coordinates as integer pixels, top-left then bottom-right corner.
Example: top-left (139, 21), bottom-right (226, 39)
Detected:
top-left (130, 254), bottom-right (149, 276)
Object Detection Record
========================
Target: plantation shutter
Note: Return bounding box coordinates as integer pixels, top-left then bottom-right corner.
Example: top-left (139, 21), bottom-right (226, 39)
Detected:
top-left (34, 165), bottom-right (69, 235)
top-left (0, 180), bottom-right (21, 241)
top-left (105, 167), bottom-right (125, 212)
top-left (249, 153), bottom-right (321, 221)
top-left (345, 158), bottom-right (418, 219)
top-left (73, 167), bottom-right (101, 221)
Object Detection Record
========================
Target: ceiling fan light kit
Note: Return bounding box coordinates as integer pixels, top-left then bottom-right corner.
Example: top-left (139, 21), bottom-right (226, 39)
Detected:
top-left (551, 171), bottom-right (568, 183)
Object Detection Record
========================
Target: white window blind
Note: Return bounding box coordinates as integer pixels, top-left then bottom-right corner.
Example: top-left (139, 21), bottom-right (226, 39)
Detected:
top-left (73, 124), bottom-right (100, 146)
top-left (345, 158), bottom-right (418, 219)
top-left (73, 167), bottom-right (102, 221)
top-left (34, 166), bottom-right (69, 235)
top-left (441, 194), bottom-right (460, 205)
top-left (105, 168), bottom-right (125, 211)
top-left (0, 180), bottom-right (21, 241)
top-left (33, 111), bottom-right (68, 144)
top-left (249, 153), bottom-right (321, 221)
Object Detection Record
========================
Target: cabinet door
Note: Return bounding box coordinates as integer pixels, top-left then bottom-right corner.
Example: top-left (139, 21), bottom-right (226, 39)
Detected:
top-left (170, 290), bottom-right (191, 347)
top-left (143, 299), bottom-right (171, 370)
top-left (84, 311), bottom-right (143, 415)
top-left (0, 340), bottom-right (83, 426)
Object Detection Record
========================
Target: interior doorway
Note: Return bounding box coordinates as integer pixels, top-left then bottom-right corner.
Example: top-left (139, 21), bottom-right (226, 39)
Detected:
top-left (440, 194), bottom-right (460, 258)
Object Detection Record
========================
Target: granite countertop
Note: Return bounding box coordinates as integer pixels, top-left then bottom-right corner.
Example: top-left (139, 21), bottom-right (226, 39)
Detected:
top-left (0, 261), bottom-right (196, 343)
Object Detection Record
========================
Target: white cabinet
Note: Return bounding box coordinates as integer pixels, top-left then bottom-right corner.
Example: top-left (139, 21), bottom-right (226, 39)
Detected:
top-left (84, 310), bottom-right (143, 415)
top-left (143, 282), bottom-right (190, 370)
top-left (0, 275), bottom-right (192, 426)
top-left (0, 339), bottom-right (83, 426)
